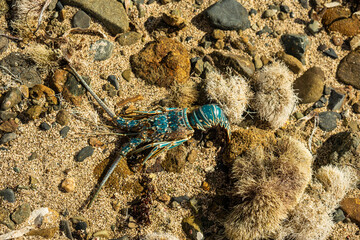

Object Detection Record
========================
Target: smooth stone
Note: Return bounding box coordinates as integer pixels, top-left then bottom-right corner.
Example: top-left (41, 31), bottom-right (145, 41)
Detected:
top-left (116, 31), bottom-right (142, 46)
top-left (61, 0), bottom-right (129, 35)
top-left (40, 122), bottom-right (51, 131)
top-left (60, 126), bottom-right (70, 138)
top-left (293, 67), bottom-right (325, 103)
top-left (90, 39), bottom-right (113, 61)
top-left (341, 198), bottom-right (360, 224)
top-left (332, 36), bottom-right (343, 46)
top-left (328, 89), bottom-right (345, 111)
top-left (56, 109), bottom-right (70, 126)
top-left (62, 74), bottom-right (91, 106)
top-left (0, 189), bottom-right (15, 202)
top-left (1, 88), bottom-right (22, 110)
top-left (323, 48), bottom-right (338, 59)
top-left (0, 132), bottom-right (17, 144)
top-left (0, 111), bottom-right (17, 121)
top-left (307, 20), bottom-right (321, 35)
top-left (0, 52), bottom-right (42, 87)
top-left (317, 44), bottom-right (327, 52)
top-left (205, 0), bottom-right (250, 30)
top-left (337, 49), bottom-right (360, 89)
top-left (210, 51), bottom-right (255, 78)
top-left (122, 69), bottom-right (132, 81)
top-left (318, 111), bottom-right (341, 131)
top-left (262, 9), bottom-right (277, 18)
top-left (107, 75), bottom-right (120, 90)
top-left (76, 146), bottom-right (94, 162)
top-left (281, 34), bottom-right (310, 62)
top-left (61, 178), bottom-right (76, 192)
top-left (333, 208), bottom-right (346, 223)
top-left (72, 10), bottom-right (91, 28)
top-left (11, 203), bottom-right (31, 224)
top-left (277, 52), bottom-right (304, 74)
top-left (0, 207), bottom-right (15, 229)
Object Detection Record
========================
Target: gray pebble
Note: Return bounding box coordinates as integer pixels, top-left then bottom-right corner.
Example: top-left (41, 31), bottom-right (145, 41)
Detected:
top-left (333, 208), bottom-right (346, 223)
top-left (280, 5), bottom-right (290, 13)
top-left (323, 48), bottom-right (338, 59)
top-left (72, 10), bottom-right (91, 29)
top-left (90, 39), bottom-right (113, 61)
top-left (76, 146), bottom-right (94, 162)
top-left (40, 122), bottom-right (51, 131)
top-left (13, 167), bottom-right (20, 173)
top-left (11, 203), bottom-right (31, 224)
top-left (262, 9), bottom-right (277, 18)
top-left (0, 111), bottom-right (17, 121)
top-left (318, 111), bottom-right (341, 132)
top-left (60, 126), bottom-right (70, 138)
top-left (172, 195), bottom-right (190, 203)
top-left (328, 89), bottom-right (345, 111)
top-left (323, 85), bottom-right (331, 95)
top-left (107, 75), bottom-right (120, 90)
top-left (281, 34), bottom-right (310, 62)
top-left (0, 188), bottom-right (15, 202)
top-left (307, 20), bottom-right (321, 35)
top-left (1, 88), bottom-right (22, 111)
top-left (0, 132), bottom-right (17, 144)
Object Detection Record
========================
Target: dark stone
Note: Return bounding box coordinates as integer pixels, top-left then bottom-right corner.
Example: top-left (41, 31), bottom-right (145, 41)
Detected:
top-left (313, 96), bottom-right (327, 108)
top-left (323, 48), bottom-right (338, 59)
top-left (40, 122), bottom-right (51, 131)
top-left (0, 52), bottom-right (42, 87)
top-left (60, 126), bottom-right (70, 138)
top-left (0, 132), bottom-right (17, 144)
top-left (72, 10), bottom-right (91, 28)
top-left (162, 145), bottom-right (187, 173)
top-left (204, 0), bottom-right (250, 30)
top-left (173, 195), bottom-right (190, 203)
top-left (323, 85), bottom-right (331, 95)
top-left (0, 188), bottom-right (15, 202)
top-left (90, 39), bottom-right (113, 61)
top-left (333, 208), bottom-right (346, 223)
top-left (353, 103), bottom-right (360, 114)
top-left (318, 111), bottom-right (341, 132)
top-left (107, 75), bottom-right (120, 90)
top-left (74, 221), bottom-right (87, 231)
top-left (249, 8), bottom-right (257, 15)
top-left (61, 0), bottom-right (129, 35)
top-left (294, 67), bottom-right (325, 104)
top-left (0, 111), bottom-right (17, 121)
top-left (256, 25), bottom-right (272, 36)
top-left (56, 1), bottom-right (64, 10)
top-left (328, 89), bottom-right (345, 111)
top-left (317, 44), bottom-right (327, 52)
top-left (281, 34), bottom-right (310, 62)
top-left (337, 49), bottom-right (360, 89)
top-left (280, 5), bottom-right (290, 13)
top-left (76, 146), bottom-right (94, 162)
top-left (185, 36), bottom-right (193, 42)
top-left (299, 0), bottom-right (308, 8)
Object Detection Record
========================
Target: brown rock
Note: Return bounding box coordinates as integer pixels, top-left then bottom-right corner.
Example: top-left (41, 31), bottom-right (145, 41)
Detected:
top-left (26, 105), bottom-right (45, 120)
top-left (277, 52), bottom-right (304, 74)
top-left (130, 37), bottom-right (191, 87)
top-left (161, 145), bottom-right (187, 173)
top-left (89, 137), bottom-right (104, 147)
top-left (30, 84), bottom-right (58, 105)
top-left (341, 198), bottom-right (360, 224)
top-left (0, 119), bottom-right (18, 132)
top-left (26, 227), bottom-right (58, 238)
top-left (212, 29), bottom-right (225, 40)
top-left (19, 85), bottom-right (29, 98)
top-left (162, 9), bottom-right (185, 28)
top-left (187, 149), bottom-right (198, 163)
top-left (51, 69), bottom-right (68, 93)
top-left (331, 36), bottom-right (343, 46)
top-left (56, 110), bottom-right (70, 126)
top-left (116, 31), bottom-right (142, 46)
top-left (337, 49), bottom-right (360, 89)
top-left (214, 39), bottom-right (224, 49)
top-left (321, 7), bottom-right (351, 26)
top-left (0, 207), bottom-right (15, 229)
top-left (61, 178), bottom-right (76, 192)
top-left (294, 67), bottom-right (325, 103)
top-left (158, 193), bottom-right (171, 203)
top-left (210, 51), bottom-right (255, 78)
top-left (328, 16), bottom-right (360, 37)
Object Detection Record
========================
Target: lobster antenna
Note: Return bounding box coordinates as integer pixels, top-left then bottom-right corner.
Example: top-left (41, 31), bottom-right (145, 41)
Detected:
top-left (67, 65), bottom-right (116, 119)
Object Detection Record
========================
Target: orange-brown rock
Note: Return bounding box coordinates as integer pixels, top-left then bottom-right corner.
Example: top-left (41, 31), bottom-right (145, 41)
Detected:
top-left (321, 7), bottom-right (351, 26)
top-left (0, 119), bottom-right (18, 132)
top-left (130, 37), bottom-right (190, 87)
top-left (322, 7), bottom-right (360, 37)
top-left (30, 84), bottom-right (58, 105)
top-left (341, 198), bottom-right (360, 224)
top-left (51, 69), bottom-right (68, 93)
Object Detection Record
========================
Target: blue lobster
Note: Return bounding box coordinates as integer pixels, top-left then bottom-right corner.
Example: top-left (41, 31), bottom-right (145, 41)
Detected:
top-left (67, 66), bottom-right (231, 208)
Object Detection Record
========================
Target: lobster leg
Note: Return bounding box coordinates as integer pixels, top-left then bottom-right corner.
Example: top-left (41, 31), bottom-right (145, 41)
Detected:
top-left (87, 137), bottom-right (144, 208)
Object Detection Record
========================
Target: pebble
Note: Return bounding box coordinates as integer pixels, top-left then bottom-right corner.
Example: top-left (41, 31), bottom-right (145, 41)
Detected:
top-left (333, 208), bottom-right (346, 223)
top-left (0, 207), bottom-right (15, 229)
top-left (293, 67), bottom-right (325, 103)
top-left (72, 10), bottom-right (91, 28)
top-left (353, 103), bottom-right (360, 114)
top-left (193, 58), bottom-right (204, 75)
top-left (61, 0), bottom-right (128, 35)
top-left (280, 4), bottom-right (290, 13)
top-left (318, 111), bottom-right (341, 131)
top-left (61, 177), bottom-right (76, 192)
top-left (75, 221), bottom-right (87, 231)
top-left (40, 122), bottom-right (51, 131)
top-left (162, 9), bottom-right (186, 28)
top-left (11, 203), bottom-right (31, 224)
top-left (249, 8), bottom-right (257, 16)
top-left (121, 69), bottom-right (132, 81)
top-left (158, 193), bottom-right (171, 203)
top-left (281, 34), bottom-right (310, 62)
top-left (13, 167), bottom-right (20, 173)
top-left (299, 0), bottom-right (308, 9)
top-left (63, 74), bottom-right (91, 106)
top-left (116, 31), bottom-right (142, 46)
top-left (212, 29), bottom-right (225, 40)
top-left (341, 198), bottom-right (360, 224)
top-left (256, 25), bottom-right (272, 36)
top-left (90, 39), bottom-right (113, 61)
top-left (277, 51), bottom-right (304, 74)
top-left (313, 96), bottom-right (327, 108)
top-left (27, 227), bottom-right (58, 238)
top-left (323, 48), bottom-right (338, 59)
top-left (307, 20), bottom-right (321, 35)
top-left (0, 111), bottom-right (17, 121)
top-left (278, 12), bottom-right (287, 20)
top-left (332, 36), bottom-right (343, 46)
top-left (0, 188), bottom-right (15, 202)
top-left (186, 149), bottom-right (198, 163)
top-left (103, 83), bottom-right (117, 97)
top-left (1, 88), bottom-right (22, 111)
top-left (182, 216), bottom-right (204, 240)
top-left (204, 0), bottom-right (250, 30)
top-left (60, 220), bottom-right (73, 239)
top-left (253, 54), bottom-right (263, 69)
top-left (0, 132), bottom-right (17, 144)
top-left (56, 109), bottom-right (70, 126)
top-left (328, 89), bottom-right (345, 111)
top-left (173, 195), bottom-right (190, 203)
top-left (337, 48), bottom-right (360, 89)
top-left (107, 75), bottom-right (120, 90)
top-left (26, 106), bottom-right (44, 120)
top-left (262, 9), bottom-right (277, 18)
top-left (60, 126), bottom-right (70, 138)
top-left (76, 146), bottom-right (94, 162)
top-left (93, 230), bottom-right (110, 239)
top-left (294, 112), bottom-right (304, 119)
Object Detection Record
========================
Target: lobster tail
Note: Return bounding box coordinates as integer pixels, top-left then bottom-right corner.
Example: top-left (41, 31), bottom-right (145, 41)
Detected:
top-left (188, 104), bottom-right (231, 141)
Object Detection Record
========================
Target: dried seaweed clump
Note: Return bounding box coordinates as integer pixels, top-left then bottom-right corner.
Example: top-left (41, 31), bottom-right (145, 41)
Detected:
top-left (10, 0), bottom-right (46, 38)
top-left (251, 62), bottom-right (297, 129)
top-left (24, 44), bottom-right (60, 70)
top-left (276, 165), bottom-right (358, 240)
top-left (141, 232), bottom-right (179, 240)
top-left (224, 137), bottom-right (312, 240)
top-left (206, 70), bottom-right (252, 125)
top-left (169, 80), bottom-right (199, 108)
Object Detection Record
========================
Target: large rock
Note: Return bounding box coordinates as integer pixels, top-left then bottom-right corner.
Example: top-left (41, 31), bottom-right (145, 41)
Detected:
top-left (61, 0), bottom-right (129, 35)
top-left (130, 37), bottom-right (190, 87)
top-left (341, 198), bottom-right (360, 224)
top-left (293, 67), bottom-right (325, 103)
top-left (204, 0), bottom-right (250, 30)
top-left (281, 34), bottom-right (310, 63)
top-left (210, 51), bottom-right (255, 78)
top-left (322, 7), bottom-right (360, 37)
top-left (337, 48), bottom-right (360, 89)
